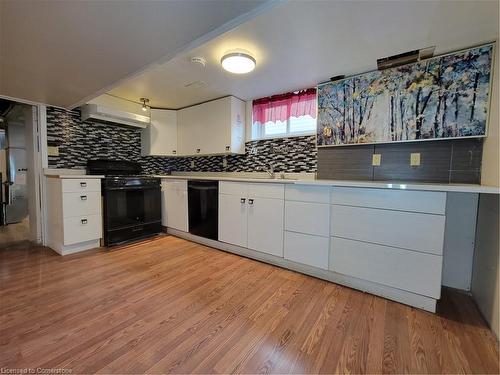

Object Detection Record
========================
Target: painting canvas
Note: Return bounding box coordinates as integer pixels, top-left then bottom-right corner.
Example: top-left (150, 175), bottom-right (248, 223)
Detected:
top-left (317, 44), bottom-right (493, 146)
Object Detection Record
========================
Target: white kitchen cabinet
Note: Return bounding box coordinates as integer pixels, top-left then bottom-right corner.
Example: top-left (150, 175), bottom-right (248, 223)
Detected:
top-left (247, 197), bottom-right (284, 257)
top-left (331, 237), bottom-right (443, 298)
top-left (219, 182), bottom-right (284, 257)
top-left (46, 176), bottom-right (103, 255)
top-left (284, 231), bottom-right (329, 269)
top-left (141, 109), bottom-right (178, 156)
top-left (218, 193), bottom-right (248, 248)
top-left (161, 179), bottom-right (188, 232)
top-left (178, 96), bottom-right (245, 156)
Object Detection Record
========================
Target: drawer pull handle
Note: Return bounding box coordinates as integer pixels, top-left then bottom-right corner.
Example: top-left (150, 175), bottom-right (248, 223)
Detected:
top-left (80, 182), bottom-right (87, 187)
top-left (240, 198), bottom-right (246, 204)
top-left (80, 195), bottom-right (87, 200)
top-left (248, 199), bottom-right (254, 205)
top-left (81, 219), bottom-right (88, 225)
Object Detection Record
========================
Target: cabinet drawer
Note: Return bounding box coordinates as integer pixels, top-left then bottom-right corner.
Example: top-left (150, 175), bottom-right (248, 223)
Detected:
top-left (63, 214), bottom-right (102, 245)
top-left (331, 187), bottom-right (446, 214)
top-left (285, 185), bottom-right (330, 203)
top-left (62, 192), bottom-right (101, 218)
top-left (285, 231), bottom-right (329, 269)
top-left (330, 237), bottom-right (442, 298)
top-left (331, 205), bottom-right (445, 255)
top-left (248, 183), bottom-right (284, 199)
top-left (219, 181), bottom-right (248, 197)
top-left (61, 178), bottom-right (101, 193)
top-left (162, 179), bottom-right (187, 191)
top-left (285, 201), bottom-right (330, 237)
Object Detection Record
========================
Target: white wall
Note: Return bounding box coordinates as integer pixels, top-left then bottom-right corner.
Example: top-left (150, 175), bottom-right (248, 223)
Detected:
top-left (481, 43), bottom-right (499, 187)
top-left (442, 193), bottom-right (479, 290)
top-left (471, 194), bottom-right (499, 338)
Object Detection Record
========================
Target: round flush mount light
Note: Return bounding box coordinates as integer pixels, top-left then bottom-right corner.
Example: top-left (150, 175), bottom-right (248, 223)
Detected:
top-left (221, 51), bottom-right (256, 74)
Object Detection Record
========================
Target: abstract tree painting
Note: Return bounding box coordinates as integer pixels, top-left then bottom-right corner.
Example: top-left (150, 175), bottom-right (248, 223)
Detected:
top-left (317, 44), bottom-right (493, 146)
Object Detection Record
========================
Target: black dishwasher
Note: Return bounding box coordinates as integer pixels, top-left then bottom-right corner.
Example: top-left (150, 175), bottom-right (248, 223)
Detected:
top-left (188, 181), bottom-right (218, 240)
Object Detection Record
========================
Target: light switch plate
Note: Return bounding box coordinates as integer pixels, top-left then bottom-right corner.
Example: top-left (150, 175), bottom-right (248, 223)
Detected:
top-left (48, 146), bottom-right (59, 156)
top-left (372, 154), bottom-right (381, 166)
top-left (410, 153), bottom-right (421, 166)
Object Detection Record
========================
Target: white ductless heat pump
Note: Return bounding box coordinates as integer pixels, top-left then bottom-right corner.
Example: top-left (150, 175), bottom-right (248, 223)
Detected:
top-left (80, 104), bottom-right (150, 128)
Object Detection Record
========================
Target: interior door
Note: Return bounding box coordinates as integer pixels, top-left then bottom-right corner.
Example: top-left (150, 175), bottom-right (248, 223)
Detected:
top-left (247, 197), bottom-right (284, 257)
top-left (218, 193), bottom-right (247, 247)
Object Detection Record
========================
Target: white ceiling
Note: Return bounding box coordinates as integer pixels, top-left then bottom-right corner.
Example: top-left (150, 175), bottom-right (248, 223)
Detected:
top-left (108, 0), bottom-right (499, 109)
top-left (0, 0), bottom-right (271, 109)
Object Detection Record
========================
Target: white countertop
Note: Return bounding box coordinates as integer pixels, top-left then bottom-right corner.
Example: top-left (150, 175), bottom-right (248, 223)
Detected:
top-left (156, 174), bottom-right (500, 194)
top-left (45, 174), bottom-right (105, 179)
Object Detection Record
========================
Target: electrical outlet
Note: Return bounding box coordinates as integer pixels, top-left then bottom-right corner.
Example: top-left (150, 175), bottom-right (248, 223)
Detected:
top-left (48, 146), bottom-right (59, 156)
top-left (372, 154), bottom-right (381, 166)
top-left (222, 158), bottom-right (228, 168)
top-left (410, 153), bottom-right (421, 166)
top-left (190, 160), bottom-right (195, 168)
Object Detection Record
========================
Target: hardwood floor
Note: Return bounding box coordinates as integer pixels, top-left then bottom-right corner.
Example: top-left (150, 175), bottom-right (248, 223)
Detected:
top-left (0, 217), bottom-right (30, 247)
top-left (0, 235), bottom-right (498, 374)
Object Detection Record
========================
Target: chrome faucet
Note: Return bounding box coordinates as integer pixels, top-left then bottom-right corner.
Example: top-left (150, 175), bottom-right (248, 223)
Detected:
top-left (264, 164), bottom-right (275, 178)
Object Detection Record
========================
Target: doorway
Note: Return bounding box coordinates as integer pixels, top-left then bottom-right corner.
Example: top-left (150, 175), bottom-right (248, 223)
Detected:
top-left (0, 99), bottom-right (40, 247)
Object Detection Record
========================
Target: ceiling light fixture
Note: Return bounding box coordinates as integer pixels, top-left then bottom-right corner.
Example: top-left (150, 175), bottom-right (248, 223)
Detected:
top-left (221, 51), bottom-right (256, 74)
top-left (140, 98), bottom-right (150, 111)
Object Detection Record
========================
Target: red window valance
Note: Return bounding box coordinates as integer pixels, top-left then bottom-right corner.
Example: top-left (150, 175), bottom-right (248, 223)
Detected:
top-left (252, 88), bottom-right (317, 124)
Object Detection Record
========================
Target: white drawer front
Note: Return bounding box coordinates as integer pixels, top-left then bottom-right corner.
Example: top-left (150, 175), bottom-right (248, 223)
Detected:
top-left (162, 179), bottom-right (187, 191)
top-left (63, 214), bottom-right (102, 245)
top-left (285, 185), bottom-right (330, 203)
top-left (331, 205), bottom-right (445, 255)
top-left (61, 179), bottom-right (101, 193)
top-left (248, 183), bottom-right (284, 199)
top-left (285, 201), bottom-right (330, 237)
top-left (62, 192), bottom-right (101, 218)
top-left (219, 181), bottom-right (248, 197)
top-left (285, 231), bottom-right (329, 269)
top-left (330, 237), bottom-right (442, 298)
top-left (331, 187), bottom-right (446, 214)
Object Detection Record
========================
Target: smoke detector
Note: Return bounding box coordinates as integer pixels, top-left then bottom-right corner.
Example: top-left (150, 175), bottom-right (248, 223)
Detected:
top-left (191, 56), bottom-right (207, 67)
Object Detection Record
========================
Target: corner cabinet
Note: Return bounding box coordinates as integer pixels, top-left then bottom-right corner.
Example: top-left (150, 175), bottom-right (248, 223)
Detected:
top-left (219, 182), bottom-right (284, 257)
top-left (141, 109), bottom-right (178, 156)
top-left (178, 96), bottom-right (245, 156)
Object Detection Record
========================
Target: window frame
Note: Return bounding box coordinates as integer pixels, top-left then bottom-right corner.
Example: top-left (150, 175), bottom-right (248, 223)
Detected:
top-left (251, 115), bottom-right (316, 141)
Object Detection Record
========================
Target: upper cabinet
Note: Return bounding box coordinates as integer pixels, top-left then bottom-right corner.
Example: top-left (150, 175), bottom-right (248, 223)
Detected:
top-left (141, 109), bottom-right (178, 156)
top-left (178, 96), bottom-right (245, 156)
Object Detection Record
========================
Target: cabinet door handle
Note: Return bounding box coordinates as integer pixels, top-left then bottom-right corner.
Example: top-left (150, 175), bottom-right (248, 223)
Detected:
top-left (248, 199), bottom-right (254, 205)
top-left (80, 182), bottom-right (87, 187)
top-left (81, 218), bottom-right (88, 225)
top-left (240, 198), bottom-right (246, 204)
top-left (225, 146), bottom-right (230, 151)
top-left (80, 195), bottom-right (87, 201)
top-left (172, 150), bottom-right (177, 154)
top-left (196, 148), bottom-right (201, 153)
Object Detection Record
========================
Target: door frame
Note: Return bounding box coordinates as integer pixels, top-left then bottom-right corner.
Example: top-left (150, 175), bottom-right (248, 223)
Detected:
top-left (0, 94), bottom-right (48, 245)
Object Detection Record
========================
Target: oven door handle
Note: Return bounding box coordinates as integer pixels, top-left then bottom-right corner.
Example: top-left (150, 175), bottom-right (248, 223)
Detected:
top-left (104, 186), bottom-right (160, 191)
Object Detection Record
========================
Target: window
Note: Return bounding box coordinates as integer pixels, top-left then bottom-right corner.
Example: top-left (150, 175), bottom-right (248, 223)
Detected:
top-left (251, 89), bottom-right (317, 140)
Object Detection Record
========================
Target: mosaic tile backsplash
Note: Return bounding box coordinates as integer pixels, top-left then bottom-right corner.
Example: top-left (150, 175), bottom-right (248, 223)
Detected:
top-left (46, 107), bottom-right (317, 174)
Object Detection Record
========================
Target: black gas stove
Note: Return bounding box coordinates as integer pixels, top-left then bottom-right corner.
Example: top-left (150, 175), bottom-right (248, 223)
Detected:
top-left (87, 160), bottom-right (162, 246)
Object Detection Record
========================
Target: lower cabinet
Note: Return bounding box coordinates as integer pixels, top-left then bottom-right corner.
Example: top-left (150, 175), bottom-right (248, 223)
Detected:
top-left (219, 193), bottom-right (248, 248)
top-left (284, 231), bottom-right (329, 269)
top-left (219, 182), bottom-right (284, 257)
top-left (161, 179), bottom-right (188, 232)
top-left (247, 197), bottom-right (284, 257)
top-left (330, 236), bottom-right (443, 298)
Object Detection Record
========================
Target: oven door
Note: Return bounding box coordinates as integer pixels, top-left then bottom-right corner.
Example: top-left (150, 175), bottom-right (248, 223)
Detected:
top-left (103, 185), bottom-right (162, 245)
